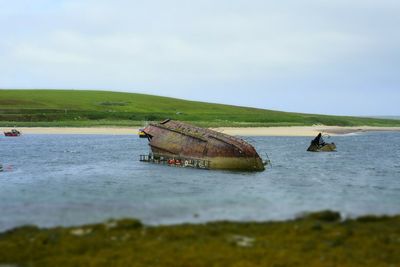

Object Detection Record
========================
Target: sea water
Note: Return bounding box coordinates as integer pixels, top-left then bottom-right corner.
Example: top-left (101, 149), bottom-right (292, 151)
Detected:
top-left (0, 132), bottom-right (399, 231)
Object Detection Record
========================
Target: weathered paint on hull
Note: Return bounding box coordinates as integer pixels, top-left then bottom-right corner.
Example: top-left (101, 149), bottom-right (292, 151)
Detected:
top-left (207, 157), bottom-right (265, 171)
top-left (143, 120), bottom-right (265, 171)
top-left (307, 143), bottom-right (337, 152)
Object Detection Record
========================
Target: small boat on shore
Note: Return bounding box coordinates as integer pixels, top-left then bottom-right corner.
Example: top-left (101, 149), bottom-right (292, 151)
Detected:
top-left (307, 133), bottom-right (336, 152)
top-left (4, 129), bottom-right (21, 137)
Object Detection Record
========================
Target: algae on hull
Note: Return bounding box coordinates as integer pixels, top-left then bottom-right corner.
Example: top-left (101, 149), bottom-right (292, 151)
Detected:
top-left (143, 120), bottom-right (265, 171)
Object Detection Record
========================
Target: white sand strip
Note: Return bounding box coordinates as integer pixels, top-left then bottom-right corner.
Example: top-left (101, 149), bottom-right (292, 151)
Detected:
top-left (213, 126), bottom-right (400, 136)
top-left (1, 127), bottom-right (137, 135)
top-left (1, 126), bottom-right (400, 136)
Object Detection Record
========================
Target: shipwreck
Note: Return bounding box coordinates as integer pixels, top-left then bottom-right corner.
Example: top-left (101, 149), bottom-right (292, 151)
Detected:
top-left (307, 133), bottom-right (337, 152)
top-left (140, 119), bottom-right (266, 171)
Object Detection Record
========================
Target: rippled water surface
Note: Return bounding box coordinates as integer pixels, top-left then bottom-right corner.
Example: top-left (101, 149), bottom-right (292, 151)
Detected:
top-left (1, 132), bottom-right (399, 231)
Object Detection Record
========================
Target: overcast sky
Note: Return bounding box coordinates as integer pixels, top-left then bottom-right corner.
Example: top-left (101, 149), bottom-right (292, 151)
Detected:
top-left (1, 0), bottom-right (399, 116)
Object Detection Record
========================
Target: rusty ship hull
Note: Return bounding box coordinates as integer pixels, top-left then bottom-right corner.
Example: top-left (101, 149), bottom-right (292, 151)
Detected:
top-left (143, 120), bottom-right (265, 171)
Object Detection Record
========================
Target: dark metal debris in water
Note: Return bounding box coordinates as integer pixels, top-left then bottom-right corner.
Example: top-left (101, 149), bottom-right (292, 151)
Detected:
top-left (140, 153), bottom-right (211, 169)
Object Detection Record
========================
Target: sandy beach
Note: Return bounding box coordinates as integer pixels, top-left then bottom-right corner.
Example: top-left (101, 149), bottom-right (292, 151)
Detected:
top-left (2, 126), bottom-right (400, 136)
top-left (213, 126), bottom-right (400, 136)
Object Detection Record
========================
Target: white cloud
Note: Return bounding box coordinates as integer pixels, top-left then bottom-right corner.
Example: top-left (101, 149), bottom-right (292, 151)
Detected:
top-left (1, 0), bottom-right (399, 115)
top-left (14, 43), bottom-right (91, 65)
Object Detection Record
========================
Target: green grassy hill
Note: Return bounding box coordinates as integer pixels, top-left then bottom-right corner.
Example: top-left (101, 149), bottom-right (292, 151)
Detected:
top-left (1, 89), bottom-right (399, 127)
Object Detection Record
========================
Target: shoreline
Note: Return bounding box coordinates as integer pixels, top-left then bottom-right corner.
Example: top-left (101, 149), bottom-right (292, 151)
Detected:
top-left (213, 126), bottom-right (400, 136)
top-left (1, 126), bottom-right (400, 136)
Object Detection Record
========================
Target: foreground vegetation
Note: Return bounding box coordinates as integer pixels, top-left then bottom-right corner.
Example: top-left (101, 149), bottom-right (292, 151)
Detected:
top-left (1, 89), bottom-right (400, 127)
top-left (0, 211), bottom-right (399, 267)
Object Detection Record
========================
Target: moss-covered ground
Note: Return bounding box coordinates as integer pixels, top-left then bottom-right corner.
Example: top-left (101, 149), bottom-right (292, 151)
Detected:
top-left (0, 211), bottom-right (399, 267)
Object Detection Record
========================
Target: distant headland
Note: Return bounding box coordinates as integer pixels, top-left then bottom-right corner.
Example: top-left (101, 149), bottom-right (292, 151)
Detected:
top-left (1, 89), bottom-right (400, 128)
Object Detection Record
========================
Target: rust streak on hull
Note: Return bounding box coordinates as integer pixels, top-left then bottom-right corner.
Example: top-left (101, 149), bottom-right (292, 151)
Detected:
top-left (143, 120), bottom-right (265, 171)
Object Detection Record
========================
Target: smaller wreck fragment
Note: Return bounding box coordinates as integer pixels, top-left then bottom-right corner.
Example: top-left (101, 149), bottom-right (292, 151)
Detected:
top-left (307, 133), bottom-right (337, 152)
top-left (141, 120), bottom-right (266, 171)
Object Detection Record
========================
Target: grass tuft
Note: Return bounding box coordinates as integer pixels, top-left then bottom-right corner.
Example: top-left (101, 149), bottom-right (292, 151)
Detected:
top-left (300, 210), bottom-right (342, 222)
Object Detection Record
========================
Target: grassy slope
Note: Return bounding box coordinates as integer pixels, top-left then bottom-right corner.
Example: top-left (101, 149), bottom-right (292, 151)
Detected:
top-left (0, 211), bottom-right (399, 267)
top-left (1, 89), bottom-right (400, 127)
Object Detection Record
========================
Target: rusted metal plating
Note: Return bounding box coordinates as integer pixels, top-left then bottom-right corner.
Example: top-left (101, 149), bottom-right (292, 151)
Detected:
top-left (143, 120), bottom-right (265, 171)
